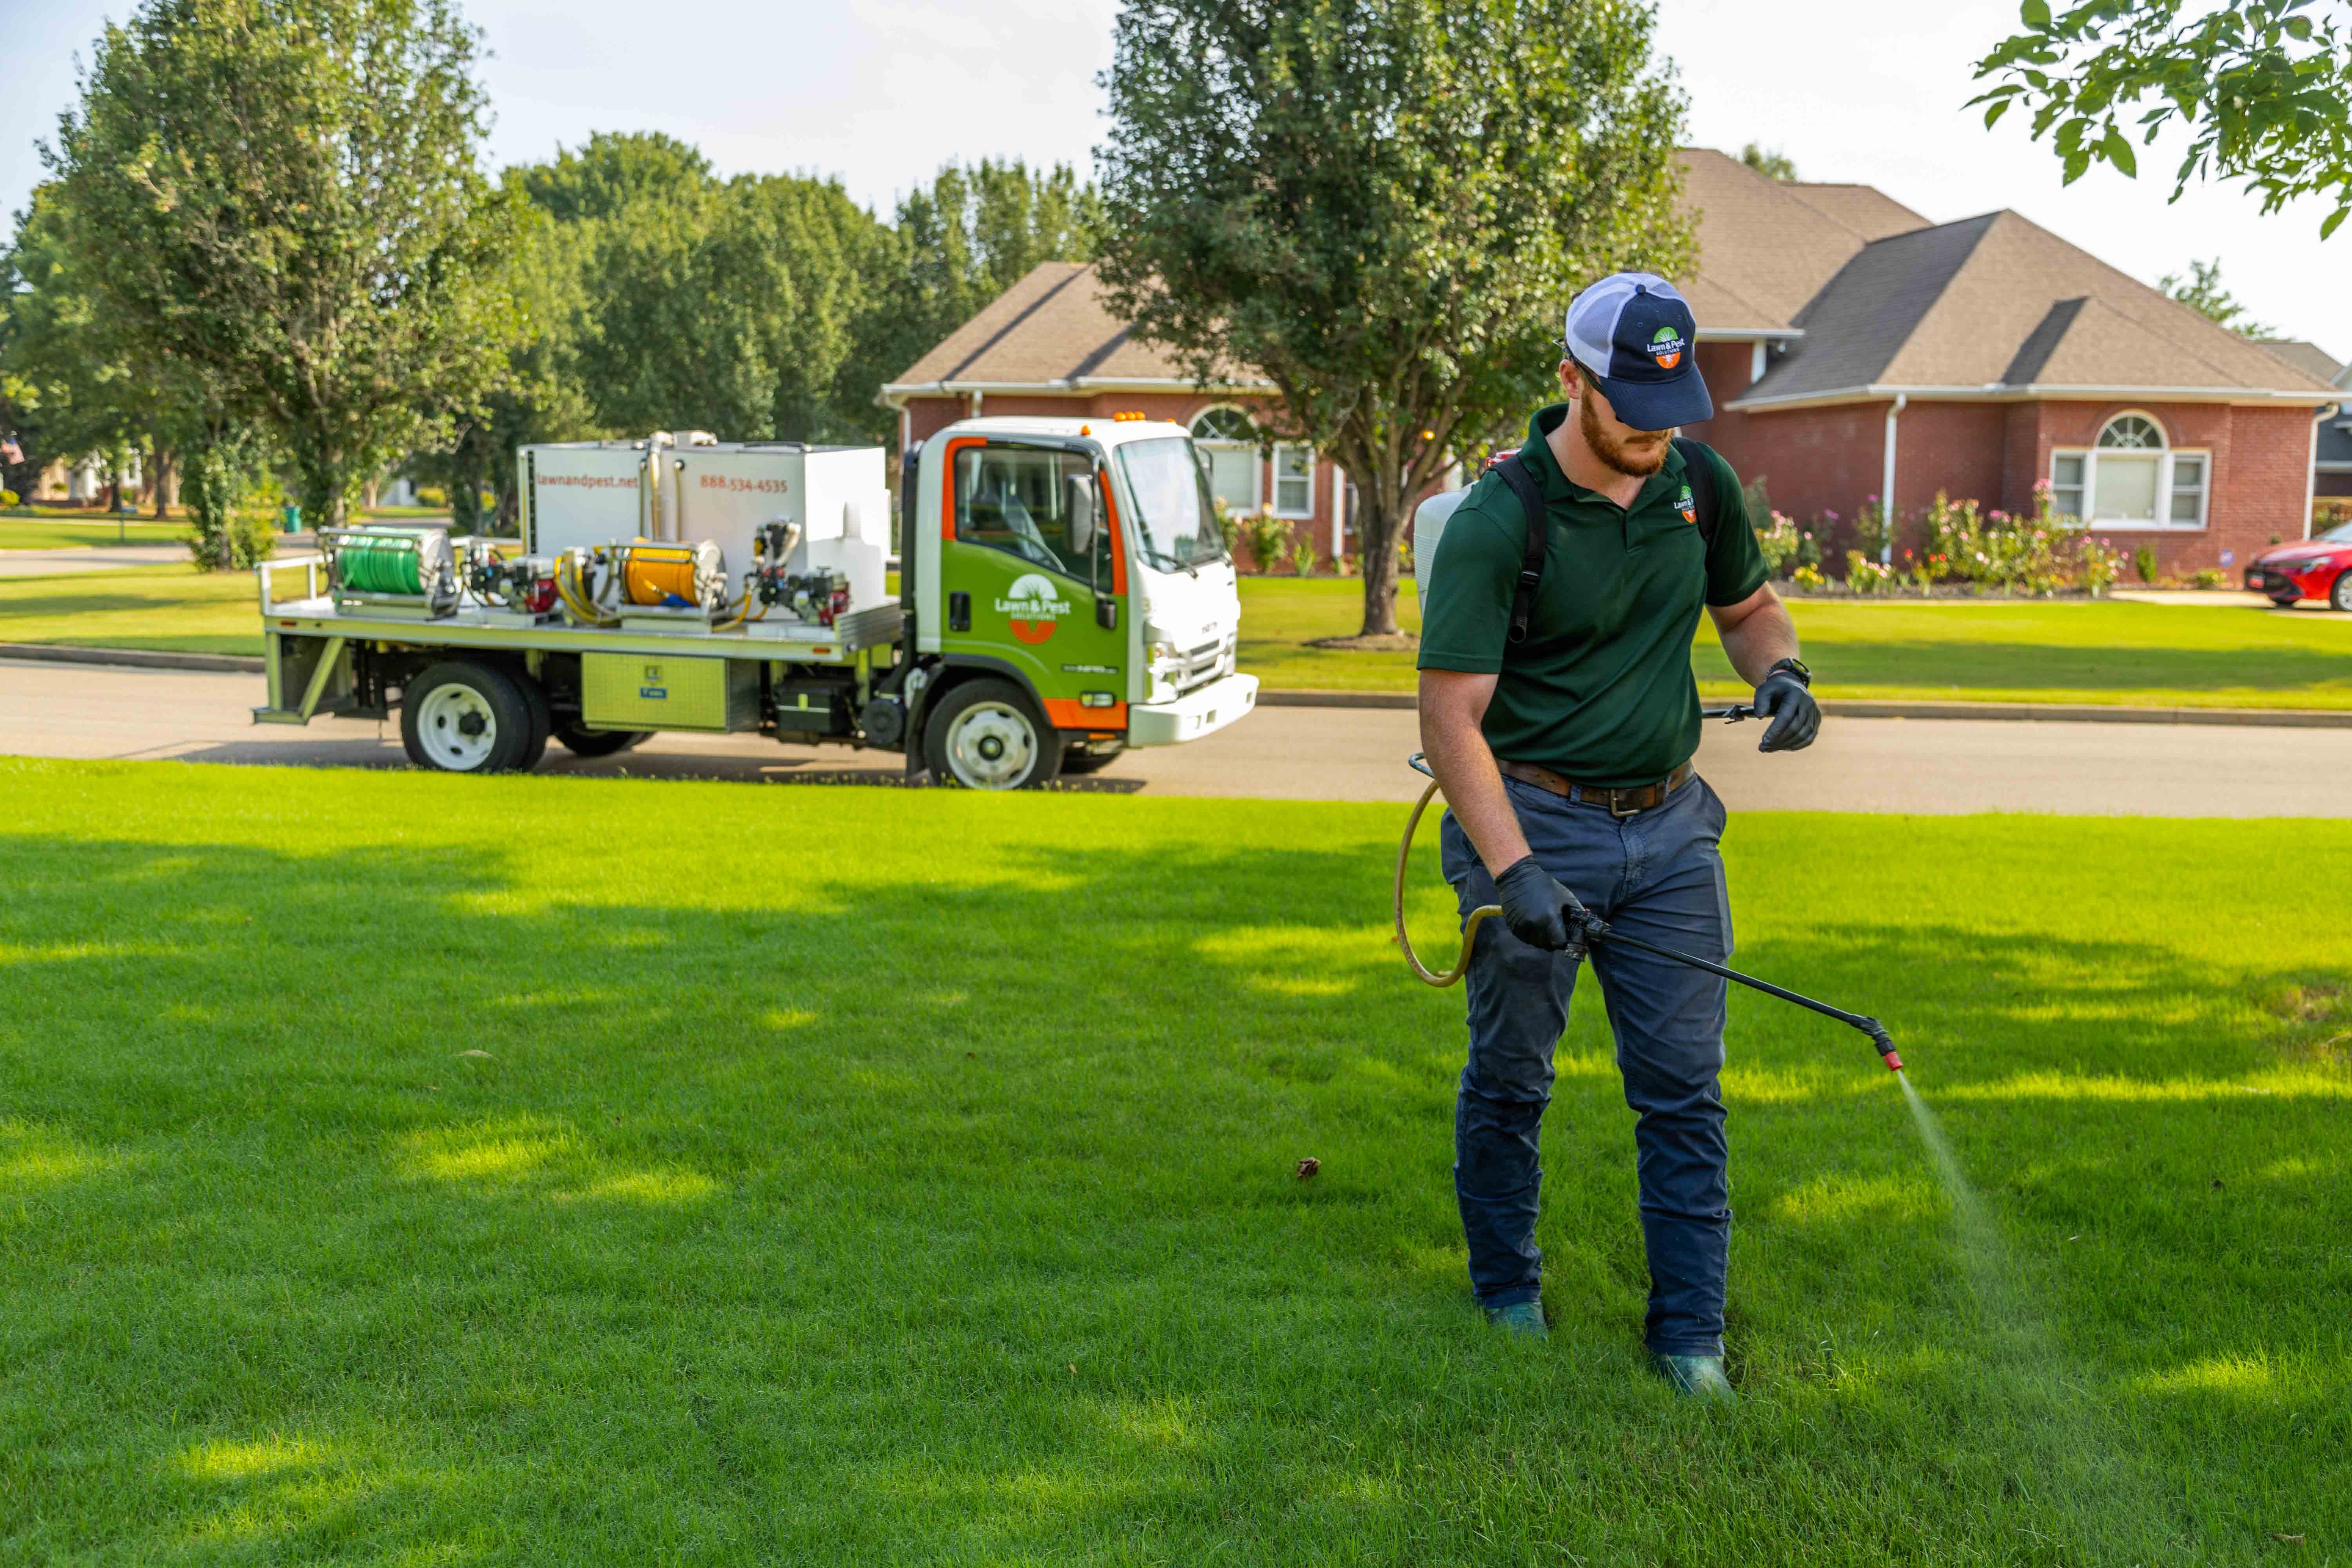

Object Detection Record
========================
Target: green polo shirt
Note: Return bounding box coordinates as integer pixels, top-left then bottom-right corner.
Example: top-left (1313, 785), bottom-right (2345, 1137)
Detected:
top-left (1417, 404), bottom-right (1768, 786)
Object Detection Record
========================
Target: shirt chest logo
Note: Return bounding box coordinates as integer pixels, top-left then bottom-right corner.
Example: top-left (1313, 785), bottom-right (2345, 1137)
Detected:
top-left (1675, 485), bottom-right (1697, 525)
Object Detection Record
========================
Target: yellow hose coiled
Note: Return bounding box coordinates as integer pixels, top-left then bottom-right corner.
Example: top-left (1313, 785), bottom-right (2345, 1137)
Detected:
top-left (1394, 773), bottom-right (1504, 987)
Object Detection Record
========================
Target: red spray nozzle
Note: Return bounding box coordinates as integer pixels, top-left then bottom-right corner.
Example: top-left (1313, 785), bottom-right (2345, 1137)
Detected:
top-left (1883, 1049), bottom-right (1904, 1073)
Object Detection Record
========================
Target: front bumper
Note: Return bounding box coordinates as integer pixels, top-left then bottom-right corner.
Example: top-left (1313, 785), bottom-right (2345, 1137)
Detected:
top-left (1128, 671), bottom-right (1259, 747)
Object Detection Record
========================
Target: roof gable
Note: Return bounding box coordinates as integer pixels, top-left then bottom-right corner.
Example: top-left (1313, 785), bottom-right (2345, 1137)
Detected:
top-left (889, 261), bottom-right (1256, 390)
top-left (1740, 208), bottom-right (2341, 404)
top-left (1673, 148), bottom-right (1930, 332)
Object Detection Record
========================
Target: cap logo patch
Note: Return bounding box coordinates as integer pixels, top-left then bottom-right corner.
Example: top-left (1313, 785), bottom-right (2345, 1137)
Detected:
top-left (1649, 325), bottom-right (1685, 370)
top-left (1676, 485), bottom-right (1697, 524)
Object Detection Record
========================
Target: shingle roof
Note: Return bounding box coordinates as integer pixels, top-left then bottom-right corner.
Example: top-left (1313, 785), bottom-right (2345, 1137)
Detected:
top-left (2254, 337), bottom-right (2345, 387)
top-left (1673, 149), bottom-right (1931, 332)
top-left (1737, 209), bottom-right (2341, 405)
top-left (887, 261), bottom-right (1259, 392)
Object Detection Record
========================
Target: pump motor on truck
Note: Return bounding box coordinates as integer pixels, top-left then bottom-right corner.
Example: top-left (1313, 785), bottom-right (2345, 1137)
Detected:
top-left (251, 417), bottom-right (1258, 788)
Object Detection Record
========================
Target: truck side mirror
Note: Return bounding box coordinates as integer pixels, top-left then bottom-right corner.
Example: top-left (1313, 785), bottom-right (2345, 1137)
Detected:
top-left (1066, 473), bottom-right (1096, 556)
top-left (1096, 598), bottom-right (1117, 630)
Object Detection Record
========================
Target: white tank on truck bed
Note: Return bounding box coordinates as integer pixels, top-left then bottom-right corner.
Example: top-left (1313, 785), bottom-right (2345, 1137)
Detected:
top-left (519, 434), bottom-right (890, 615)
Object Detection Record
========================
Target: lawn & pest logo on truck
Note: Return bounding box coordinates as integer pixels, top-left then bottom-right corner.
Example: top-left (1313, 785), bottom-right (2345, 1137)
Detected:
top-left (996, 573), bottom-right (1073, 644)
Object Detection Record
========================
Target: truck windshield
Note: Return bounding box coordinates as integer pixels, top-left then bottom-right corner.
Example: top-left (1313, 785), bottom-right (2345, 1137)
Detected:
top-left (1116, 437), bottom-right (1229, 570)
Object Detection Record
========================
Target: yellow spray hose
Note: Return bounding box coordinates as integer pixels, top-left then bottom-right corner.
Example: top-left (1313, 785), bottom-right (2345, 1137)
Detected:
top-left (1393, 768), bottom-right (1503, 988)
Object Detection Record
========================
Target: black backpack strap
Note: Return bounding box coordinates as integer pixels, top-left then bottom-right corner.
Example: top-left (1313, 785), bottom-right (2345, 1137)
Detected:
top-left (1671, 436), bottom-right (1721, 548)
top-left (1491, 454), bottom-right (1548, 644)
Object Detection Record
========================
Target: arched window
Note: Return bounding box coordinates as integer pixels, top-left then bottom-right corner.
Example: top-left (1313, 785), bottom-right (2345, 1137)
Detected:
top-left (2049, 411), bottom-right (2207, 529)
top-left (2098, 414), bottom-right (2164, 450)
top-left (1190, 405), bottom-right (1260, 513)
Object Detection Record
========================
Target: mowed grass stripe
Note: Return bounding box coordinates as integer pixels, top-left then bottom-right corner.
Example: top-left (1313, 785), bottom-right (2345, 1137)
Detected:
top-left (0, 760), bottom-right (2345, 1563)
top-left (1237, 577), bottom-right (2352, 708)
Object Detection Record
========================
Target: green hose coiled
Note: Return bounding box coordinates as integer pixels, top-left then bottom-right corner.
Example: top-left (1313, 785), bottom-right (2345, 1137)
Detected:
top-left (338, 534), bottom-right (426, 595)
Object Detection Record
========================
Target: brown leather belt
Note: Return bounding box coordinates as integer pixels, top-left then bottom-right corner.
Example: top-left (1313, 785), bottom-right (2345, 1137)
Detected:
top-left (1498, 758), bottom-right (1694, 817)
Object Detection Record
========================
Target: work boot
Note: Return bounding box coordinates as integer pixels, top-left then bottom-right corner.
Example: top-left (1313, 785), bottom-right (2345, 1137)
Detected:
top-left (1651, 1352), bottom-right (1735, 1400)
top-left (1483, 1300), bottom-right (1548, 1339)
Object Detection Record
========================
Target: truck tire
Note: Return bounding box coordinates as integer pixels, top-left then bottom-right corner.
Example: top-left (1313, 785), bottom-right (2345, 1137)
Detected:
top-left (553, 723), bottom-right (650, 758)
top-left (923, 679), bottom-right (1062, 789)
top-left (515, 673), bottom-right (552, 772)
top-left (401, 661), bottom-right (533, 774)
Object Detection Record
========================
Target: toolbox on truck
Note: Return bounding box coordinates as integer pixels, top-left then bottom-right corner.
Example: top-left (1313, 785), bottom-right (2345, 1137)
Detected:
top-left (581, 653), bottom-right (759, 732)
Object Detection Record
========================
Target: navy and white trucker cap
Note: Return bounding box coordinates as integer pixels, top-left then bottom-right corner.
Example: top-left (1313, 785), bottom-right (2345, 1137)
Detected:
top-left (1562, 272), bottom-right (1713, 431)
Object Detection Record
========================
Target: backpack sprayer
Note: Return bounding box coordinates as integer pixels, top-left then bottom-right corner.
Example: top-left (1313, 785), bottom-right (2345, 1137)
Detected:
top-left (1393, 705), bottom-right (1903, 1073)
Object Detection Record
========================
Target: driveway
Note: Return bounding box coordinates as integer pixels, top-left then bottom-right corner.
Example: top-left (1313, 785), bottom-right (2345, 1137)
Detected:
top-left (3, 657), bottom-right (2346, 816)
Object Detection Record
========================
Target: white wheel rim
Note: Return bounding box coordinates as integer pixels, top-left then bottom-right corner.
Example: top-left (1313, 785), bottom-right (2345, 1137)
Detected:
top-left (944, 701), bottom-right (1036, 789)
top-left (417, 683), bottom-right (499, 770)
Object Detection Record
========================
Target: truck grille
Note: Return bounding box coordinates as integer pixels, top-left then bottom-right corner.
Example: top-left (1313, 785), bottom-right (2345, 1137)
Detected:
top-left (1176, 635), bottom-right (1237, 694)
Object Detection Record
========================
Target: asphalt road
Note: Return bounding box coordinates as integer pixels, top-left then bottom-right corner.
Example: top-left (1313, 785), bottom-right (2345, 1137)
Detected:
top-left (4, 656), bottom-right (2345, 815)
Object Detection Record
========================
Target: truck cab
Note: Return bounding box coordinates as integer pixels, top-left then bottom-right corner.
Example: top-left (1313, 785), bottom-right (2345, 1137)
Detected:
top-left (899, 414), bottom-right (1256, 786)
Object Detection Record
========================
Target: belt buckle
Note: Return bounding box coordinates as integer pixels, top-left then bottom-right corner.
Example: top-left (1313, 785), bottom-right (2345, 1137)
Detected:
top-left (1607, 787), bottom-right (1640, 819)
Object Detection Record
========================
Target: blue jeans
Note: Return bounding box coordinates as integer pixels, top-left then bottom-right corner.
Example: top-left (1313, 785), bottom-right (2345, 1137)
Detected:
top-left (1439, 772), bottom-right (1734, 1356)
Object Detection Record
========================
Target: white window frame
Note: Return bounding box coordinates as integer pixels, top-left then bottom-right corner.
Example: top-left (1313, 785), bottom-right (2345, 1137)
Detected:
top-left (1189, 404), bottom-right (1261, 513)
top-left (1272, 443), bottom-right (1314, 518)
top-left (2048, 411), bottom-right (2210, 531)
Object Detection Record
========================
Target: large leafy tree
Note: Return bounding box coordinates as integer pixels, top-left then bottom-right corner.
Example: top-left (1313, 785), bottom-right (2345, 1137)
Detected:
top-left (42, 0), bottom-right (529, 526)
top-left (1974, 0), bottom-right (2352, 239)
top-left (1096, 0), bottom-right (1692, 636)
top-left (848, 159), bottom-right (1104, 430)
top-left (0, 183), bottom-right (217, 516)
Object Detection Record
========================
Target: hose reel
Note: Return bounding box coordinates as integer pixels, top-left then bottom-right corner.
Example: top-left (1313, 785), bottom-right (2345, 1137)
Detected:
top-left (325, 526), bottom-right (458, 617)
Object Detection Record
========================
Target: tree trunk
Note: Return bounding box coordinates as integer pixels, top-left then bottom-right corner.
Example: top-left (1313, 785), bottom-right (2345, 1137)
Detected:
top-left (1356, 492), bottom-right (1402, 636)
top-left (150, 448), bottom-right (176, 517)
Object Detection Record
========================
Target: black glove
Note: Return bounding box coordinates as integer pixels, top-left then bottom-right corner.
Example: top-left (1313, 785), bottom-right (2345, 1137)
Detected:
top-left (1491, 857), bottom-right (1588, 956)
top-left (1753, 664), bottom-right (1820, 752)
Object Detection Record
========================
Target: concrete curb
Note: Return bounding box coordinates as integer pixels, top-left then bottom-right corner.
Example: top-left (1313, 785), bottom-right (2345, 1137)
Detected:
top-left (1255, 688), bottom-right (2352, 729)
top-left (0, 642), bottom-right (265, 674)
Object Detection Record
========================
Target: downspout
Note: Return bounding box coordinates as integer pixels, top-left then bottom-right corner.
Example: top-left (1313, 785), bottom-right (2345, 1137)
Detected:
top-left (1880, 393), bottom-right (1906, 563)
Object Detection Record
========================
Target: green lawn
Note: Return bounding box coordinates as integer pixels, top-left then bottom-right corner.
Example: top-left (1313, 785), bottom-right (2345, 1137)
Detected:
top-left (1240, 576), bottom-right (2352, 708)
top-left (2, 759), bottom-right (2343, 1563)
top-left (0, 564), bottom-right (265, 655)
top-left (0, 514), bottom-right (194, 550)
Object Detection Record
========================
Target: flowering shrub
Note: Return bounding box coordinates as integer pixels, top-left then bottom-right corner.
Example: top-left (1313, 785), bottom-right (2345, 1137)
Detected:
top-left (1240, 506), bottom-right (1288, 574)
top-left (1791, 563), bottom-right (1826, 590)
top-left (1751, 510), bottom-right (1818, 577)
top-left (2075, 536), bottom-right (2126, 596)
top-left (1844, 550), bottom-right (1895, 595)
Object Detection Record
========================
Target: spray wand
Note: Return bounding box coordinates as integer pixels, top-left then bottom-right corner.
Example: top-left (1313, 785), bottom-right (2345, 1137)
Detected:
top-left (1395, 709), bottom-right (1903, 1073)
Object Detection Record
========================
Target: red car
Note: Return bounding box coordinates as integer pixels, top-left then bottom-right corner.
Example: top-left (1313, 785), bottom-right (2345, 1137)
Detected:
top-left (2245, 522), bottom-right (2352, 610)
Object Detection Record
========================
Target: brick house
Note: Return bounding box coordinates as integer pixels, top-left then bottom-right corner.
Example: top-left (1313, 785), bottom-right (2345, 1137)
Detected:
top-left (1675, 148), bottom-right (2339, 572)
top-left (878, 264), bottom-right (1353, 569)
top-left (882, 148), bottom-right (2341, 574)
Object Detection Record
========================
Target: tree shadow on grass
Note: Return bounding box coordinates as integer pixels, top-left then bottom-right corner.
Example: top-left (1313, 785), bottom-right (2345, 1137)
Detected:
top-left (0, 831), bottom-right (2343, 1563)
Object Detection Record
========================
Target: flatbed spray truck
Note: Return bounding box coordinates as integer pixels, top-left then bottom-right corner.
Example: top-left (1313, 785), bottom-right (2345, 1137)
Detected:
top-left (251, 416), bottom-right (1258, 788)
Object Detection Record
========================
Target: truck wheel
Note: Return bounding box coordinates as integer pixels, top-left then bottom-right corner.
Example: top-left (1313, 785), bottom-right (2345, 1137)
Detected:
top-left (515, 674), bottom-right (552, 772)
top-left (401, 661), bottom-right (532, 773)
top-left (552, 723), bottom-right (650, 758)
top-left (2333, 571), bottom-right (2352, 614)
top-left (923, 679), bottom-right (1062, 789)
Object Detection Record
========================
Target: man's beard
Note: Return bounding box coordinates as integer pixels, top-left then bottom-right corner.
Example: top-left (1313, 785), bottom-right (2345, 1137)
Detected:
top-left (1580, 393), bottom-right (1670, 477)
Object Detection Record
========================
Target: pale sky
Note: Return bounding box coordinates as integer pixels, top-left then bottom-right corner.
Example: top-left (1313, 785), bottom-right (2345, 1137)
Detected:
top-left (5, 0), bottom-right (2347, 363)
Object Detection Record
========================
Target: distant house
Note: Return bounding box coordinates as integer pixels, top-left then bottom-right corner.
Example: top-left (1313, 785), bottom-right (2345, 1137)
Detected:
top-left (1675, 148), bottom-right (2340, 572)
top-left (882, 149), bottom-right (2342, 573)
top-left (878, 264), bottom-right (1354, 569)
top-left (2275, 347), bottom-right (2352, 506)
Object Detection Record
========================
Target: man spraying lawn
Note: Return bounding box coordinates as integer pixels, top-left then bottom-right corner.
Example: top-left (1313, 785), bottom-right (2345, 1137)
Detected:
top-left (1416, 273), bottom-right (1820, 1399)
